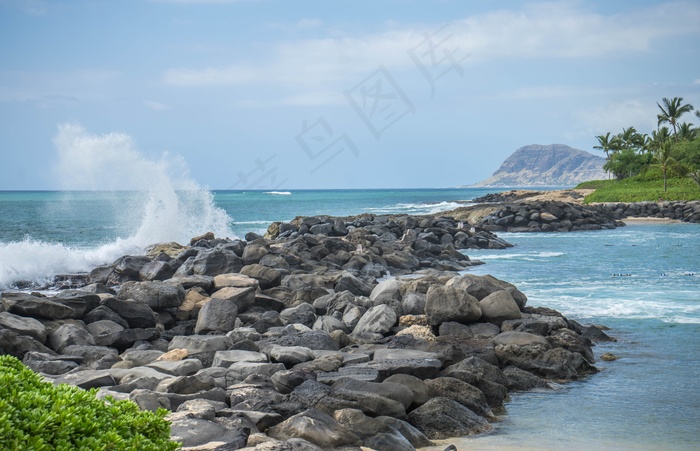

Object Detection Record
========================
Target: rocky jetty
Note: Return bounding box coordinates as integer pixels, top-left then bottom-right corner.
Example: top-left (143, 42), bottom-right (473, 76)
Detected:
top-left (0, 214), bottom-right (611, 450)
top-left (447, 196), bottom-right (700, 233)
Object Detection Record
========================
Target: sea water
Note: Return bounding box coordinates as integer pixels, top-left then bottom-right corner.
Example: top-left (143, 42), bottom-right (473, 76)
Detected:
top-left (1, 188), bottom-right (698, 450)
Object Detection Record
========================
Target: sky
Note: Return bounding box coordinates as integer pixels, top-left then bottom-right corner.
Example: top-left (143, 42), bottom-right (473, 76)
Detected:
top-left (1, 0), bottom-right (699, 190)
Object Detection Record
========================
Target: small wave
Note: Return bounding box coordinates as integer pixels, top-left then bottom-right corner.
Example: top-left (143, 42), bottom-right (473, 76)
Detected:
top-left (472, 251), bottom-right (565, 260)
top-left (264, 191), bottom-right (291, 195)
top-left (233, 220), bottom-right (275, 225)
top-left (368, 201), bottom-right (462, 215)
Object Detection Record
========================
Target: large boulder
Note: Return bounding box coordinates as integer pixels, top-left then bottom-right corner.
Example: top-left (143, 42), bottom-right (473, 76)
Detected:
top-left (479, 290), bottom-right (522, 326)
top-left (1, 292), bottom-right (78, 320)
top-left (194, 298), bottom-right (238, 334)
top-left (268, 409), bottom-right (362, 449)
top-left (240, 264), bottom-right (282, 289)
top-left (424, 285), bottom-right (482, 326)
top-left (424, 377), bottom-right (494, 418)
top-left (210, 286), bottom-right (256, 313)
top-left (407, 397), bottom-right (491, 439)
top-left (351, 304), bottom-right (397, 337)
top-left (102, 297), bottom-right (158, 329)
top-left (192, 248), bottom-right (243, 276)
top-left (117, 281), bottom-right (185, 309)
top-left (0, 311), bottom-right (47, 343)
top-left (47, 324), bottom-right (96, 353)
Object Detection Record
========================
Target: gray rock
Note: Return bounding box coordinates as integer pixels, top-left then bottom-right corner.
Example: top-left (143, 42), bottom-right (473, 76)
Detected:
top-left (280, 303), bottom-right (317, 329)
top-left (227, 362), bottom-right (285, 381)
top-left (335, 273), bottom-right (373, 297)
top-left (147, 358), bottom-right (203, 376)
top-left (48, 324), bottom-right (96, 353)
top-left (270, 370), bottom-right (315, 395)
top-left (120, 349), bottom-right (164, 366)
top-left (169, 417), bottom-right (250, 448)
top-left (438, 321), bottom-right (473, 339)
top-left (242, 244), bottom-right (269, 265)
top-left (469, 322), bottom-right (501, 339)
top-left (138, 260), bottom-right (175, 281)
top-left (440, 356), bottom-right (508, 387)
top-left (401, 292), bottom-right (426, 316)
top-left (117, 281), bottom-right (185, 309)
top-left (479, 290), bottom-right (522, 326)
top-left (22, 351), bottom-right (79, 375)
top-left (102, 297), bottom-right (158, 329)
top-left (210, 286), bottom-right (256, 313)
top-left (54, 370), bottom-right (116, 389)
top-left (240, 264), bottom-right (282, 289)
top-left (369, 278), bottom-right (403, 304)
top-left (383, 374), bottom-right (431, 407)
top-left (2, 292), bottom-right (77, 320)
top-left (351, 304), bottom-right (397, 336)
top-left (192, 248), bottom-right (243, 276)
top-left (195, 298), bottom-right (238, 334)
top-left (157, 372), bottom-right (217, 394)
top-left (376, 416), bottom-right (433, 448)
top-left (113, 255), bottom-right (152, 278)
top-left (407, 397), bottom-right (491, 440)
top-left (269, 345), bottom-right (315, 367)
top-left (83, 305), bottom-right (129, 328)
top-left (268, 409), bottom-right (361, 449)
top-left (86, 320), bottom-right (124, 347)
top-left (425, 377), bottom-right (494, 418)
top-left (0, 328), bottom-right (55, 359)
top-left (169, 335), bottom-right (233, 353)
top-left (313, 315), bottom-right (349, 334)
top-left (332, 377), bottom-right (414, 410)
top-left (212, 350), bottom-right (268, 368)
top-left (502, 365), bottom-right (549, 391)
top-left (425, 285), bottom-right (482, 326)
top-left (62, 344), bottom-right (119, 369)
top-left (0, 311), bottom-right (47, 343)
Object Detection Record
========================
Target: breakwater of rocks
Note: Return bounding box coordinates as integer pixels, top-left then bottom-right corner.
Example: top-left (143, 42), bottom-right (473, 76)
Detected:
top-left (0, 213), bottom-right (612, 450)
top-left (446, 200), bottom-right (700, 233)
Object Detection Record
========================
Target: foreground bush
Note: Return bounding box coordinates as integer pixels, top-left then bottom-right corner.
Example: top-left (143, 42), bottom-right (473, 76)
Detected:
top-left (0, 355), bottom-right (179, 450)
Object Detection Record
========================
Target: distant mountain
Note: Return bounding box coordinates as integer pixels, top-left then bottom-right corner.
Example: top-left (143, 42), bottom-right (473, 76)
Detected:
top-left (473, 144), bottom-right (606, 187)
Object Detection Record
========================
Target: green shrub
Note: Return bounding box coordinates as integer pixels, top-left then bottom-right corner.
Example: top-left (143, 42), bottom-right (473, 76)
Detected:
top-left (0, 355), bottom-right (179, 451)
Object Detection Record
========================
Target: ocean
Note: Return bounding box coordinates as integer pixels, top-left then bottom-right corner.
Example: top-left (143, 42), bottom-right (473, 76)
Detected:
top-left (1, 187), bottom-right (698, 450)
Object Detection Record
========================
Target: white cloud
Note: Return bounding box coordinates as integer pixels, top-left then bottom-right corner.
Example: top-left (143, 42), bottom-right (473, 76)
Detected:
top-left (576, 100), bottom-right (660, 136)
top-left (143, 100), bottom-right (168, 110)
top-left (693, 79), bottom-right (700, 85)
top-left (162, 1), bottom-right (700, 89)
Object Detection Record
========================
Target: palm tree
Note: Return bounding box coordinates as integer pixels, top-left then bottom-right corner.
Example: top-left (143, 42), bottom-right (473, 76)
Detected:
top-left (677, 122), bottom-right (696, 142)
top-left (647, 127), bottom-right (671, 153)
top-left (654, 141), bottom-right (677, 192)
top-left (657, 97), bottom-right (694, 141)
top-left (594, 132), bottom-right (614, 159)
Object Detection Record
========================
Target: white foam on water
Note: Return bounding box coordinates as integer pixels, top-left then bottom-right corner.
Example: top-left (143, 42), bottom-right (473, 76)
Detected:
top-left (263, 191), bottom-right (292, 195)
top-left (0, 124), bottom-right (234, 289)
top-left (368, 201), bottom-right (463, 215)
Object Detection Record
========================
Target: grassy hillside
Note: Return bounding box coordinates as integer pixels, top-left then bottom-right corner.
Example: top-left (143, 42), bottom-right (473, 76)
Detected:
top-left (576, 177), bottom-right (700, 203)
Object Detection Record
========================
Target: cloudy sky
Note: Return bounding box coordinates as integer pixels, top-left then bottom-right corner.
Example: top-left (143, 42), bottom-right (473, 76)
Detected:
top-left (1, 0), bottom-right (699, 190)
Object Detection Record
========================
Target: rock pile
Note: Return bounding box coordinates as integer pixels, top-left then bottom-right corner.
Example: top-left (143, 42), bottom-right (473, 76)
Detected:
top-left (450, 198), bottom-right (700, 233)
top-left (451, 201), bottom-right (623, 232)
top-left (0, 218), bottom-right (610, 450)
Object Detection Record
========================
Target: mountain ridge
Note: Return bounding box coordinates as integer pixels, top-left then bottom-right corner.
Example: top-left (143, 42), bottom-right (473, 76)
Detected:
top-left (473, 144), bottom-right (606, 187)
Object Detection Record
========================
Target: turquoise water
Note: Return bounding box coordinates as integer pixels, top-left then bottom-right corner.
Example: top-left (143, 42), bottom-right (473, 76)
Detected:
top-left (0, 188), bottom-right (699, 449)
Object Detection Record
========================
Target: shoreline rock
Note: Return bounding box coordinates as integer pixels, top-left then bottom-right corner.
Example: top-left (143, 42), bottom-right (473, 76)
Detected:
top-left (0, 214), bottom-right (611, 450)
top-left (446, 198), bottom-right (700, 232)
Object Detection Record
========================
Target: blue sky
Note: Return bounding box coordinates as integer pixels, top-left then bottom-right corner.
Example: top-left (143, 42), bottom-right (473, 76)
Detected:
top-left (1, 0), bottom-right (699, 190)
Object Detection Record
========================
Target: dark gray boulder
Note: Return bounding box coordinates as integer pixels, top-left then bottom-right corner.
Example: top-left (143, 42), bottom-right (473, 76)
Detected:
top-left (407, 397), bottom-right (491, 439)
top-left (267, 409), bottom-right (361, 449)
top-left (102, 297), bottom-right (158, 329)
top-left (479, 289), bottom-right (522, 326)
top-left (47, 324), bottom-right (96, 353)
top-left (117, 281), bottom-right (185, 309)
top-left (0, 311), bottom-right (47, 343)
top-left (424, 377), bottom-right (494, 418)
top-left (195, 298), bottom-right (238, 334)
top-left (2, 292), bottom-right (77, 320)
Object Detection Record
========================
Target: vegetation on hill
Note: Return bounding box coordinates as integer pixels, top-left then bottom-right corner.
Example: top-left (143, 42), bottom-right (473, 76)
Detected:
top-left (588, 97), bottom-right (700, 199)
top-left (0, 355), bottom-right (179, 451)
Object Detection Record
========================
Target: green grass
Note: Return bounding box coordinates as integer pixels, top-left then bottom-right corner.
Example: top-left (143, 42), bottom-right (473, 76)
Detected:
top-left (576, 177), bottom-right (700, 203)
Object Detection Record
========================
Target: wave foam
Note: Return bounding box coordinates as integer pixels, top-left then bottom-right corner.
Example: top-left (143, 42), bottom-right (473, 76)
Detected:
top-left (0, 124), bottom-right (235, 290)
top-left (264, 191), bottom-right (291, 195)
